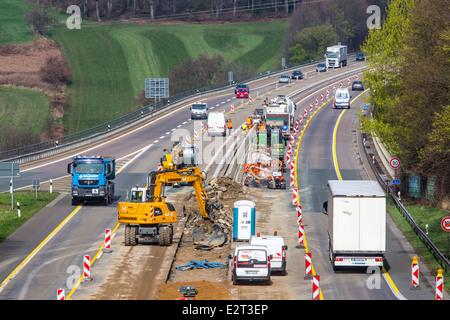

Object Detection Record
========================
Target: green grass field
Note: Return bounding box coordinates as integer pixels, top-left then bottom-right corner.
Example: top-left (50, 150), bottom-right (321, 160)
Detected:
top-left (0, 0), bottom-right (33, 44)
top-left (49, 21), bottom-right (286, 133)
top-left (0, 86), bottom-right (51, 147)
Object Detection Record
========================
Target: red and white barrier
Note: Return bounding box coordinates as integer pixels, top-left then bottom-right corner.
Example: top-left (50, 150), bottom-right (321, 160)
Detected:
top-left (297, 205), bottom-right (302, 225)
top-left (320, 94), bottom-right (324, 102)
top-left (286, 152), bottom-right (291, 166)
top-left (436, 269), bottom-right (444, 300)
top-left (150, 205), bottom-right (154, 221)
top-left (103, 229), bottom-right (112, 253)
top-left (185, 135), bottom-right (190, 145)
top-left (411, 256), bottom-right (419, 288)
top-left (326, 89), bottom-right (329, 99)
top-left (298, 224), bottom-right (304, 245)
top-left (310, 103), bottom-right (313, 112)
top-left (231, 104), bottom-right (234, 113)
top-left (312, 275), bottom-right (320, 300)
top-left (305, 252), bottom-right (311, 275)
top-left (356, 74), bottom-right (359, 81)
top-left (83, 255), bottom-right (92, 281)
top-left (201, 121), bottom-right (204, 131)
top-left (299, 114), bottom-right (303, 124)
top-left (194, 128), bottom-right (198, 139)
top-left (57, 288), bottom-right (65, 300)
top-left (340, 81), bottom-right (343, 88)
top-left (304, 108), bottom-right (307, 118)
top-left (158, 163), bottom-right (162, 171)
top-left (249, 96), bottom-right (252, 104)
top-left (292, 188), bottom-right (298, 205)
top-left (348, 78), bottom-right (351, 85)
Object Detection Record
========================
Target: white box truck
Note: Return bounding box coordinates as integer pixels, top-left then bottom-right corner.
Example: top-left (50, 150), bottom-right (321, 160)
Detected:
top-left (323, 180), bottom-right (386, 270)
top-left (325, 44), bottom-right (348, 68)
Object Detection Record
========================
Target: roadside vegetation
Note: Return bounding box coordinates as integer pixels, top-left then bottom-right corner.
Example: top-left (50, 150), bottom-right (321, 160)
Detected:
top-left (360, 0), bottom-right (449, 206)
top-left (0, 191), bottom-right (59, 244)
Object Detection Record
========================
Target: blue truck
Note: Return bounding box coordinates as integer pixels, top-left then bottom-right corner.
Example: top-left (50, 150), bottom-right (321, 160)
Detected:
top-left (67, 155), bottom-right (116, 206)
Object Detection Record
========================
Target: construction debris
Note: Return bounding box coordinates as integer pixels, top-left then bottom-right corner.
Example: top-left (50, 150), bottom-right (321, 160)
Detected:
top-left (175, 259), bottom-right (227, 271)
top-left (182, 176), bottom-right (248, 249)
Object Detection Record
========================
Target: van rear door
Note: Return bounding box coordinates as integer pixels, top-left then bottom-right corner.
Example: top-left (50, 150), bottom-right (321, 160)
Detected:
top-left (236, 248), bottom-right (269, 278)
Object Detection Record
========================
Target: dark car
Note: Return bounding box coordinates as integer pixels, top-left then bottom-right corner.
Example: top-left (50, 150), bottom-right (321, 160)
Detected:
top-left (352, 80), bottom-right (364, 91)
top-left (235, 84), bottom-right (249, 94)
top-left (316, 63), bottom-right (326, 72)
top-left (291, 70), bottom-right (303, 80)
top-left (356, 52), bottom-right (366, 61)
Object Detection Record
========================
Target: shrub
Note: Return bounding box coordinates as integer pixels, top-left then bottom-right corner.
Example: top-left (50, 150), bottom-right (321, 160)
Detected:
top-left (39, 55), bottom-right (71, 86)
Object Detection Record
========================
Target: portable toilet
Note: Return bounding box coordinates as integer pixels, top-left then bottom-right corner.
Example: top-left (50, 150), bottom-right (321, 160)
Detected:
top-left (233, 200), bottom-right (256, 241)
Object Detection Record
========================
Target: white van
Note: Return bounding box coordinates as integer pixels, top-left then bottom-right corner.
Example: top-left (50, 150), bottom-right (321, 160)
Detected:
top-left (333, 88), bottom-right (351, 109)
top-left (207, 112), bottom-right (226, 136)
top-left (250, 233), bottom-right (287, 275)
top-left (190, 102), bottom-right (208, 120)
top-left (229, 245), bottom-right (271, 285)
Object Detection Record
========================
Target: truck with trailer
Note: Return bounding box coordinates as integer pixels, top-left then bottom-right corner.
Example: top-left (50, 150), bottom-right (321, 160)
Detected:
top-left (264, 95), bottom-right (295, 144)
top-left (67, 155), bottom-right (115, 206)
top-left (323, 180), bottom-right (386, 270)
top-left (325, 44), bottom-right (348, 68)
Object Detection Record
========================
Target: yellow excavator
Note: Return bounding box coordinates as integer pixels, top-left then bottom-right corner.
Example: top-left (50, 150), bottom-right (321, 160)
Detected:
top-left (118, 166), bottom-right (222, 246)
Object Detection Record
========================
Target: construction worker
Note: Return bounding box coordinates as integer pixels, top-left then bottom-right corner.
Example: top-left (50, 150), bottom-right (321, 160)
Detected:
top-left (246, 117), bottom-right (253, 129)
top-left (227, 119), bottom-right (233, 134)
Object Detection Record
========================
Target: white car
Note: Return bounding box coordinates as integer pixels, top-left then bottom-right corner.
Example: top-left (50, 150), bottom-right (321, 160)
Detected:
top-left (229, 245), bottom-right (271, 285)
top-left (333, 88), bottom-right (352, 109)
top-left (250, 233), bottom-right (287, 275)
top-left (207, 111), bottom-right (226, 136)
top-left (278, 74), bottom-right (290, 83)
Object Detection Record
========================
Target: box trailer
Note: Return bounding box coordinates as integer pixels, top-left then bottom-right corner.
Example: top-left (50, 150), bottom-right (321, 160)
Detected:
top-left (323, 180), bottom-right (386, 270)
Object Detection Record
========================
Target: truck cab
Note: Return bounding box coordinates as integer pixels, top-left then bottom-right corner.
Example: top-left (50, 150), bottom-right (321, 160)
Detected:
top-left (67, 155), bottom-right (115, 206)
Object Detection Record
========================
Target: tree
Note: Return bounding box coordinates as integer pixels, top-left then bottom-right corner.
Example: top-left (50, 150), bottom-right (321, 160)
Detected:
top-left (24, 6), bottom-right (51, 35)
top-left (288, 24), bottom-right (338, 63)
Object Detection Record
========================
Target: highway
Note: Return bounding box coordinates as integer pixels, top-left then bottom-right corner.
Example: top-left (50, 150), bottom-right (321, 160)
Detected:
top-left (0, 59), bottom-right (438, 300)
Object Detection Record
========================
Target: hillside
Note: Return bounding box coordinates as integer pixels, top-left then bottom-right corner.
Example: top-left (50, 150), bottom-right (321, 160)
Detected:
top-left (49, 21), bottom-right (286, 134)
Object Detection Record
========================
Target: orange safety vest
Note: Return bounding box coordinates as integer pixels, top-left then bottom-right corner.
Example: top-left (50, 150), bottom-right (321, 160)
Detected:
top-left (227, 121), bottom-right (233, 129)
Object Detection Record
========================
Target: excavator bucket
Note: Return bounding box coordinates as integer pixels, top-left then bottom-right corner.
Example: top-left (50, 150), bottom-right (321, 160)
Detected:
top-left (197, 224), bottom-right (226, 249)
top-left (192, 226), bottom-right (206, 244)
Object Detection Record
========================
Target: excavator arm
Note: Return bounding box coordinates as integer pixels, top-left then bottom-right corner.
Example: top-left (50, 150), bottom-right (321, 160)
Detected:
top-left (147, 167), bottom-right (218, 219)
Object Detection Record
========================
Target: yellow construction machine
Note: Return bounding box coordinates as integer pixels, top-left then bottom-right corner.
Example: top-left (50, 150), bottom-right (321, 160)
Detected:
top-left (118, 166), bottom-right (222, 246)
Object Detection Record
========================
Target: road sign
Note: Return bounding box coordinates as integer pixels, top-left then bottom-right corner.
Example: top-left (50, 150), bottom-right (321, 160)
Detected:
top-left (441, 216), bottom-right (450, 232)
top-left (392, 180), bottom-right (401, 184)
top-left (32, 178), bottom-right (40, 190)
top-left (389, 157), bottom-right (400, 169)
top-left (145, 78), bottom-right (169, 98)
top-left (0, 162), bottom-right (20, 177)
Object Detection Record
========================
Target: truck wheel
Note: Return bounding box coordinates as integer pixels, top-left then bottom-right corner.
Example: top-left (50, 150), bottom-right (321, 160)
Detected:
top-left (71, 198), bottom-right (78, 206)
top-left (159, 226), bottom-right (171, 246)
top-left (125, 225), bottom-right (137, 246)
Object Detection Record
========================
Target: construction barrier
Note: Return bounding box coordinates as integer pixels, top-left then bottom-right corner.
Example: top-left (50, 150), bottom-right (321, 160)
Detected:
top-left (103, 229), bottom-right (112, 253)
top-left (158, 163), bottom-right (162, 171)
top-left (83, 254), bottom-right (92, 282)
top-left (297, 205), bottom-right (302, 225)
top-left (292, 188), bottom-right (298, 205)
top-left (298, 224), bottom-right (304, 245)
top-left (290, 168), bottom-right (295, 188)
top-left (305, 252), bottom-right (311, 278)
top-left (411, 256), bottom-right (419, 289)
top-left (312, 275), bottom-right (320, 300)
top-left (231, 104), bottom-right (234, 113)
top-left (57, 288), bottom-right (65, 300)
top-left (436, 269), bottom-right (444, 300)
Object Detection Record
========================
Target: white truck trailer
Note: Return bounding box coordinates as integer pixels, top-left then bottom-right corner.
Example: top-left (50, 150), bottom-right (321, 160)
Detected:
top-left (323, 180), bottom-right (386, 270)
top-left (325, 44), bottom-right (348, 68)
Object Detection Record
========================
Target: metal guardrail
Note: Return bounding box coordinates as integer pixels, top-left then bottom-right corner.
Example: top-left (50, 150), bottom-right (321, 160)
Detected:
top-left (361, 127), bottom-right (450, 272)
top-left (0, 53), bottom-right (356, 163)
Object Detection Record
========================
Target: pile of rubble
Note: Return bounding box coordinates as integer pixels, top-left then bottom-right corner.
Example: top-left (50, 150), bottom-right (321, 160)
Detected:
top-left (182, 176), bottom-right (248, 249)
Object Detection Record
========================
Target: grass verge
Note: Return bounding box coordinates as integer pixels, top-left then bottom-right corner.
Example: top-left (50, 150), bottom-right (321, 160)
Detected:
top-left (0, 191), bottom-right (59, 244)
top-left (387, 196), bottom-right (450, 294)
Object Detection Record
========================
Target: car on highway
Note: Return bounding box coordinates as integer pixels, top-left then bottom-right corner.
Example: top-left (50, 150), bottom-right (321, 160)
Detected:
top-left (236, 87), bottom-right (249, 98)
top-left (278, 74), bottom-right (290, 83)
top-left (333, 88), bottom-right (351, 109)
top-left (356, 52), bottom-right (366, 61)
top-left (235, 84), bottom-right (249, 94)
top-left (229, 244), bottom-right (272, 285)
top-left (291, 70), bottom-right (303, 80)
top-left (351, 80), bottom-right (364, 91)
top-left (316, 63), bottom-right (326, 72)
